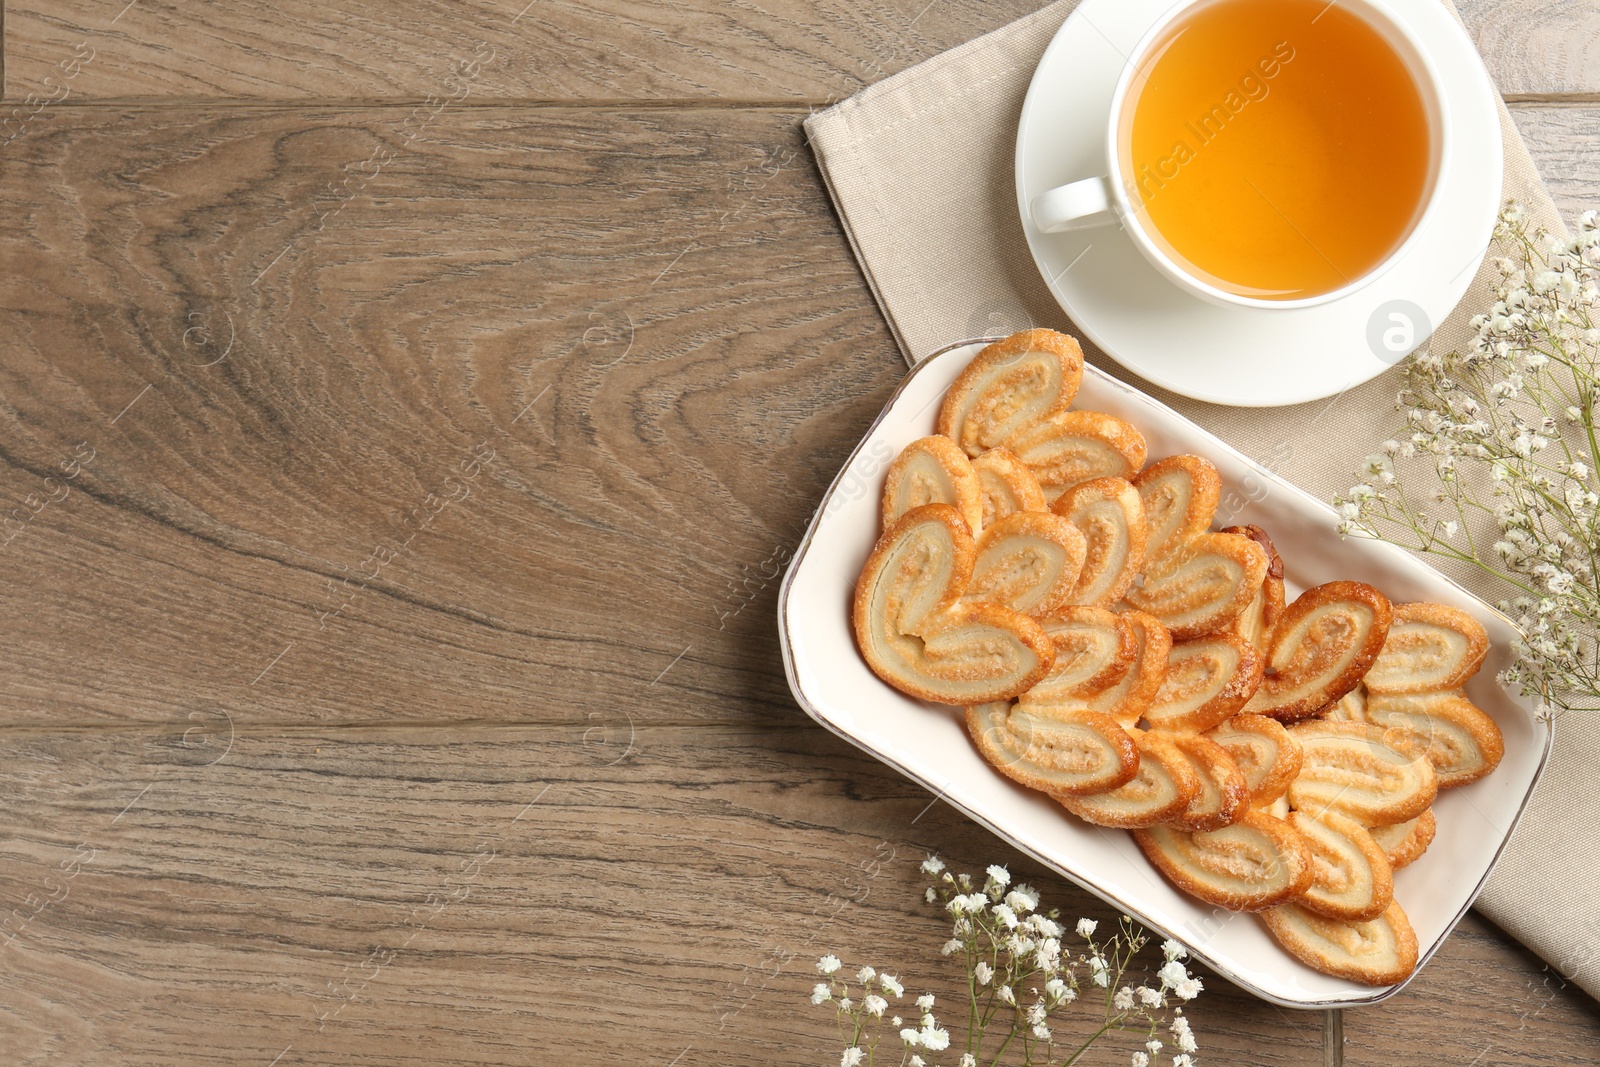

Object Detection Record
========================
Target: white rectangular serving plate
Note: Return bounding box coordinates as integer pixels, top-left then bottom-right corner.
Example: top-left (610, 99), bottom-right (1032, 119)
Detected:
top-left (777, 338), bottom-right (1553, 1009)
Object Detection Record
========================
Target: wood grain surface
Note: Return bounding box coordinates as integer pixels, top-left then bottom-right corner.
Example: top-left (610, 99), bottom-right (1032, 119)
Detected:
top-left (6, 0), bottom-right (1598, 102)
top-left (3, 2), bottom-right (1600, 1065)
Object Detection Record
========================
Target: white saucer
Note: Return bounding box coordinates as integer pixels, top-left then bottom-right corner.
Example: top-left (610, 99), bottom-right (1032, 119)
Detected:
top-left (1015, 0), bottom-right (1503, 407)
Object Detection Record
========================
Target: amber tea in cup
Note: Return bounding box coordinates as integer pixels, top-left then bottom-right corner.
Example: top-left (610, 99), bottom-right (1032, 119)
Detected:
top-left (1117, 0), bottom-right (1436, 301)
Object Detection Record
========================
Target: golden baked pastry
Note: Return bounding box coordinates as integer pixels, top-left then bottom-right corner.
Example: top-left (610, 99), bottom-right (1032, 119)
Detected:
top-left (962, 512), bottom-right (1088, 617)
top-left (1134, 810), bottom-right (1314, 911)
top-left (1165, 733), bottom-right (1250, 832)
top-left (1058, 729), bottom-right (1199, 828)
top-left (881, 435), bottom-right (983, 534)
top-left (1135, 454), bottom-right (1219, 560)
top-left (937, 330), bottom-right (1146, 499)
top-left (971, 448), bottom-right (1048, 529)
top-left (1144, 633), bottom-right (1265, 733)
top-left (938, 329), bottom-right (1083, 456)
top-left (1124, 457), bottom-right (1269, 638)
top-left (1222, 524), bottom-right (1285, 653)
top-left (1287, 809), bottom-right (1394, 922)
top-left (1034, 610), bottom-right (1171, 729)
top-left (1206, 713), bottom-right (1303, 808)
top-left (853, 504), bottom-right (1055, 704)
top-left (1365, 603), bottom-right (1489, 695)
top-left (1017, 607), bottom-right (1135, 704)
top-left (1261, 902), bottom-right (1418, 986)
top-left (1286, 721), bottom-right (1438, 827)
top-left (1363, 690), bottom-right (1505, 789)
top-left (1367, 809), bottom-right (1437, 871)
top-left (1245, 581), bottom-right (1393, 723)
top-left (1053, 477), bottom-right (1147, 606)
top-left (966, 701), bottom-right (1139, 797)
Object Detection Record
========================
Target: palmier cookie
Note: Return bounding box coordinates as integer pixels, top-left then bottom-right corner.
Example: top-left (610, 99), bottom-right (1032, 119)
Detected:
top-left (971, 449), bottom-right (1048, 530)
top-left (1017, 607), bottom-right (1135, 706)
top-left (1365, 603), bottom-right (1489, 695)
top-left (1287, 810), bottom-right (1393, 922)
top-left (1144, 634), bottom-right (1265, 734)
top-left (1028, 610), bottom-right (1171, 729)
top-left (1206, 713), bottom-right (1303, 808)
top-left (1287, 721), bottom-right (1437, 827)
top-left (938, 330), bottom-right (1084, 456)
top-left (938, 330), bottom-right (1146, 498)
top-left (1221, 525), bottom-right (1285, 654)
top-left (967, 702), bottom-right (1138, 797)
top-left (1124, 458), bottom-right (1268, 638)
top-left (1367, 809), bottom-right (1437, 871)
top-left (1134, 454), bottom-right (1219, 561)
top-left (1362, 690), bottom-right (1505, 789)
top-left (1053, 477), bottom-right (1147, 607)
top-left (1261, 901), bottom-right (1418, 986)
top-left (880, 435), bottom-right (983, 535)
top-left (1134, 809), bottom-right (1314, 911)
top-left (1165, 734), bottom-right (1250, 832)
top-left (962, 512), bottom-right (1087, 618)
top-left (853, 504), bottom-right (1054, 704)
top-left (1244, 581), bottom-right (1393, 723)
top-left (1058, 729), bottom-right (1198, 828)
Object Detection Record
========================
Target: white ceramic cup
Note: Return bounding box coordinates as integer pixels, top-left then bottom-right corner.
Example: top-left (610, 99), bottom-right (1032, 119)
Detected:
top-left (1029, 0), bottom-right (1450, 310)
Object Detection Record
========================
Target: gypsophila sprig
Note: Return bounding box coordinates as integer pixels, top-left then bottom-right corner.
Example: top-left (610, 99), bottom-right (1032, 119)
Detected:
top-left (1335, 201), bottom-right (1600, 716)
top-left (805, 861), bottom-right (1203, 1066)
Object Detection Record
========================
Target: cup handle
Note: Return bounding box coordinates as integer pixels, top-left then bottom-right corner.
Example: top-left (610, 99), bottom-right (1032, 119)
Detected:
top-left (1030, 176), bottom-right (1118, 233)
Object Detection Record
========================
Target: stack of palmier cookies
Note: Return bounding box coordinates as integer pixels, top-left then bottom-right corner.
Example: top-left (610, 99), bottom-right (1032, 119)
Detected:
top-left (852, 329), bottom-right (1506, 986)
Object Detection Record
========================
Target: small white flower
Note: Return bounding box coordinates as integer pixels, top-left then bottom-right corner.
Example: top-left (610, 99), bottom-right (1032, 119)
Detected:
top-left (864, 994), bottom-right (887, 1017)
top-left (1089, 955), bottom-right (1110, 987)
top-left (1138, 985), bottom-right (1164, 1008)
top-left (909, 1058), bottom-right (924, 1067)
top-left (959, 1056), bottom-right (977, 1067)
top-left (921, 856), bottom-right (945, 875)
top-left (1005, 886), bottom-right (1040, 913)
top-left (892, 1016), bottom-right (902, 1027)
top-left (916, 993), bottom-right (935, 1011)
top-left (811, 982), bottom-right (831, 1005)
top-left (1174, 976), bottom-right (1203, 1001)
top-left (974, 961), bottom-right (993, 986)
top-left (1171, 1014), bottom-right (1197, 1053)
top-left (1031, 1023), bottom-right (1051, 1041)
top-left (1146, 1038), bottom-right (1163, 1055)
top-left (1173, 1057), bottom-right (1196, 1067)
top-left (1076, 918), bottom-right (1098, 939)
top-left (1161, 939), bottom-right (1187, 962)
top-left (1157, 960), bottom-right (1188, 988)
top-left (857, 966), bottom-right (875, 984)
top-left (997, 985), bottom-right (1016, 1005)
top-left (838, 997), bottom-right (852, 1011)
top-left (941, 939), bottom-right (962, 956)
top-left (841, 1048), bottom-right (864, 1067)
top-left (1044, 977), bottom-right (1069, 1001)
top-left (900, 1029), bottom-right (921, 1047)
top-left (920, 1012), bottom-right (935, 1029)
top-left (1131, 1054), bottom-right (1150, 1067)
top-left (925, 887), bottom-right (937, 903)
top-left (818, 955), bottom-right (842, 975)
top-left (920, 1027), bottom-right (951, 1052)
top-left (1113, 986), bottom-right (1135, 1011)
top-left (986, 864), bottom-right (1011, 888)
top-left (992, 903), bottom-right (1019, 929)
top-left (879, 973), bottom-right (904, 997)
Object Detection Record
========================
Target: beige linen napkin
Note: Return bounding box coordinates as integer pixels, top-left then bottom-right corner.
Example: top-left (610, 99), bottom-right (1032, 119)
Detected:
top-left (806, 0), bottom-right (1600, 1000)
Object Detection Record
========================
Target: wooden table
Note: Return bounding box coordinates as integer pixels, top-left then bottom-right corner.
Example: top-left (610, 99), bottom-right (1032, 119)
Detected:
top-left (2, 2), bottom-right (1598, 1063)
